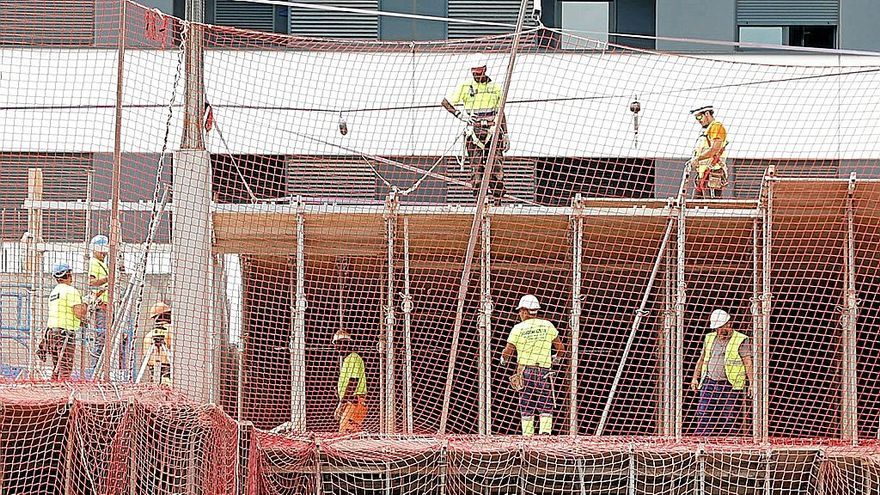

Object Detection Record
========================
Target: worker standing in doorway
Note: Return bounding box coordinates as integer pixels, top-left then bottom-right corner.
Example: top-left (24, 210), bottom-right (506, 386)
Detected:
top-left (333, 329), bottom-right (368, 433)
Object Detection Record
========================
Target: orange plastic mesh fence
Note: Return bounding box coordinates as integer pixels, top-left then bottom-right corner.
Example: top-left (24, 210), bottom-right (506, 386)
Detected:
top-left (1, 0), bottom-right (880, 493)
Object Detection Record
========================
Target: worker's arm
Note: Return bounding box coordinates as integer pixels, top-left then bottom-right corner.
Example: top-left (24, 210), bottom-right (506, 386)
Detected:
top-left (501, 343), bottom-right (516, 366)
top-left (73, 303), bottom-right (88, 321)
top-left (551, 336), bottom-right (565, 365)
top-left (690, 351), bottom-right (704, 391)
top-left (498, 110), bottom-right (508, 134)
top-left (741, 354), bottom-right (754, 395)
top-left (441, 98), bottom-right (459, 116)
top-left (695, 138), bottom-right (724, 162)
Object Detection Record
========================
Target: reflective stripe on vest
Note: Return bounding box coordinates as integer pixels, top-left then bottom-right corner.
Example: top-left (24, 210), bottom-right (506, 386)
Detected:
top-left (701, 331), bottom-right (747, 390)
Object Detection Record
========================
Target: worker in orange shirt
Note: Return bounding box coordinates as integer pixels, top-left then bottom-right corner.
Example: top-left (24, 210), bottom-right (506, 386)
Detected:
top-left (332, 329), bottom-right (368, 434)
top-left (689, 105), bottom-right (729, 198)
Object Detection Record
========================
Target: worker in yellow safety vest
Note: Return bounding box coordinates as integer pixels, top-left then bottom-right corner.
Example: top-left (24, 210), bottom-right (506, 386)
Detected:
top-left (38, 263), bottom-right (87, 380)
top-left (441, 54), bottom-right (510, 204)
top-left (143, 301), bottom-right (173, 385)
top-left (501, 295), bottom-right (565, 436)
top-left (87, 234), bottom-right (110, 370)
top-left (333, 329), bottom-right (368, 434)
top-left (689, 105), bottom-right (729, 198)
top-left (690, 309), bottom-right (754, 436)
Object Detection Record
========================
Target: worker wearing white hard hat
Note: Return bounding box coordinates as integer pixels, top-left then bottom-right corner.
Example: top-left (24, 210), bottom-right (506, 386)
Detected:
top-left (88, 234), bottom-right (112, 371)
top-left (690, 309), bottom-right (754, 437)
top-left (440, 52), bottom-right (509, 203)
top-left (333, 329), bottom-right (368, 433)
top-left (501, 294), bottom-right (565, 436)
top-left (689, 104), bottom-right (729, 198)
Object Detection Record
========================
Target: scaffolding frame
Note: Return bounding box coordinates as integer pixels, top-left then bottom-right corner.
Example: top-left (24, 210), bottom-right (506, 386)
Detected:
top-left (19, 177), bottom-right (880, 442)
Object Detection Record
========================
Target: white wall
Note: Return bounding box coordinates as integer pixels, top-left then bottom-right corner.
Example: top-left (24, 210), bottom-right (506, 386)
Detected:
top-left (1, 49), bottom-right (879, 159)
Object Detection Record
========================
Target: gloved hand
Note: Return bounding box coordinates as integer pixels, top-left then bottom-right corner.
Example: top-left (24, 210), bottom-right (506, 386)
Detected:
top-left (501, 134), bottom-right (510, 152)
top-left (551, 354), bottom-right (560, 368)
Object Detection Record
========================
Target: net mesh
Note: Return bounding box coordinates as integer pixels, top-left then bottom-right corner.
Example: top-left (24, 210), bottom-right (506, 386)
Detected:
top-left (1, 0), bottom-right (880, 493)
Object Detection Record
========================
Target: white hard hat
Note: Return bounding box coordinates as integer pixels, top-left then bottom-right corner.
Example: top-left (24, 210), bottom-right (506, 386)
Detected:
top-left (516, 295), bottom-right (540, 312)
top-left (332, 329), bottom-right (351, 343)
top-left (690, 105), bottom-right (714, 115)
top-left (709, 309), bottom-right (731, 330)
top-left (90, 234), bottom-right (110, 253)
top-left (467, 53), bottom-right (488, 70)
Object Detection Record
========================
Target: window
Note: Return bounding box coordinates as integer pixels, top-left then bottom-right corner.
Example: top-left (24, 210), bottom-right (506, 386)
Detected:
top-left (379, 0), bottom-right (446, 40)
top-left (739, 25), bottom-right (836, 49)
top-left (559, 1), bottom-right (609, 50)
top-left (739, 27), bottom-right (784, 46)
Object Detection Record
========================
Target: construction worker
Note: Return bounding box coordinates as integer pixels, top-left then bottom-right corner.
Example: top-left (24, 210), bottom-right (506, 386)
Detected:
top-left (690, 309), bottom-right (754, 436)
top-left (689, 105), bottom-right (729, 198)
top-left (143, 301), bottom-right (172, 385)
top-left (441, 54), bottom-right (509, 203)
top-left (501, 295), bottom-right (565, 436)
top-left (87, 234), bottom-right (110, 370)
top-left (333, 329), bottom-right (368, 434)
top-left (37, 263), bottom-right (87, 380)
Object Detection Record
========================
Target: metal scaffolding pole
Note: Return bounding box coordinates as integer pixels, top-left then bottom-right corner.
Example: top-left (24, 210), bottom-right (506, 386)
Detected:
top-left (595, 214), bottom-right (674, 436)
top-left (569, 194), bottom-right (583, 436)
top-left (842, 173), bottom-right (859, 445)
top-left (383, 193), bottom-right (398, 434)
top-left (104, 0), bottom-right (127, 381)
top-left (439, 0), bottom-right (529, 434)
top-left (661, 200), bottom-right (676, 437)
top-left (673, 174), bottom-right (687, 440)
top-left (402, 218), bottom-right (414, 434)
top-left (596, 167), bottom-right (688, 437)
top-left (751, 216), bottom-right (765, 443)
top-left (25, 169), bottom-right (44, 379)
top-left (757, 173), bottom-right (774, 443)
top-left (290, 202), bottom-right (307, 432)
top-left (478, 203), bottom-right (493, 435)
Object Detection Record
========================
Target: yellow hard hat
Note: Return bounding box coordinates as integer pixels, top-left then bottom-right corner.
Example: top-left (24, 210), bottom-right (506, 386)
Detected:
top-left (149, 301), bottom-right (171, 318)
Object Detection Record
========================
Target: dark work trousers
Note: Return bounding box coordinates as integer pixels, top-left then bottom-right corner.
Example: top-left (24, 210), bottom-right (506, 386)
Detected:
top-left (695, 378), bottom-right (744, 437)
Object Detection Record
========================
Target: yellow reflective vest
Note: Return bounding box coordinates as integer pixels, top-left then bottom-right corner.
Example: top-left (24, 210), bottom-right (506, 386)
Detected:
top-left (701, 331), bottom-right (748, 390)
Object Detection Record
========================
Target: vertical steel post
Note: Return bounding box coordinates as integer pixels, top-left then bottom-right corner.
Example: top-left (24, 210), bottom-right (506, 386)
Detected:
top-left (758, 173), bottom-right (774, 443)
top-left (674, 186), bottom-right (686, 440)
top-left (478, 202), bottom-right (493, 435)
top-left (402, 217), bottom-right (414, 434)
top-left (105, 0), bottom-right (127, 381)
top-left (25, 169), bottom-right (43, 379)
top-left (290, 200), bottom-right (307, 432)
top-left (569, 194), bottom-right (583, 436)
top-left (842, 173), bottom-right (859, 444)
top-left (751, 216), bottom-right (764, 443)
top-left (383, 193), bottom-right (397, 434)
top-left (661, 200), bottom-right (676, 437)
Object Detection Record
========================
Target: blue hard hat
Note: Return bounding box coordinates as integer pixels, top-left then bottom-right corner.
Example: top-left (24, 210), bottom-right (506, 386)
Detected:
top-left (90, 235), bottom-right (110, 253)
top-left (52, 262), bottom-right (72, 278)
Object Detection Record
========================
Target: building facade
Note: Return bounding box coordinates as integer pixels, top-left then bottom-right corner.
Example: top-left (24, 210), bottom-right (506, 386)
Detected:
top-left (131, 0), bottom-right (880, 51)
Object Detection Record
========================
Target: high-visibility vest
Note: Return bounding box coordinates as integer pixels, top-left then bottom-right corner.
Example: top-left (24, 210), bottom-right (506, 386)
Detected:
top-left (701, 331), bottom-right (747, 390)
